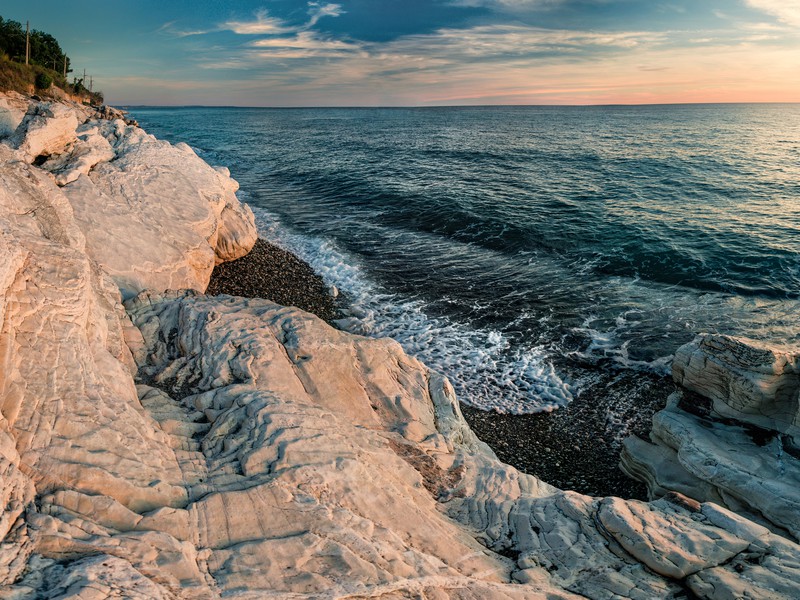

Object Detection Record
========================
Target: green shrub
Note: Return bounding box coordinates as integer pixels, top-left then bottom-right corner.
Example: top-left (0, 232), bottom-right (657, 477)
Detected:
top-left (34, 72), bottom-right (52, 90)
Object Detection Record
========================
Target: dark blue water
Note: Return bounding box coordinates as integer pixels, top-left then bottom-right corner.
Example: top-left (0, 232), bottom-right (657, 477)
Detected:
top-left (131, 105), bottom-right (800, 414)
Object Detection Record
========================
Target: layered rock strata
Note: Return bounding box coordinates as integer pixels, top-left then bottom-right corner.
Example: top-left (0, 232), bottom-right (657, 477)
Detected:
top-left (0, 94), bottom-right (798, 599)
top-left (622, 333), bottom-right (800, 543)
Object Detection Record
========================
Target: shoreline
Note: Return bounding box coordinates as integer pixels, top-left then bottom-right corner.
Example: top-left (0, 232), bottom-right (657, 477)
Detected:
top-left (208, 237), bottom-right (668, 499)
top-left (3, 92), bottom-right (798, 598)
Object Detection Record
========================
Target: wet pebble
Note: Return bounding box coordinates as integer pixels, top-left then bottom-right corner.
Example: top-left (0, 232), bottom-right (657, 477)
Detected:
top-left (207, 239), bottom-right (340, 323)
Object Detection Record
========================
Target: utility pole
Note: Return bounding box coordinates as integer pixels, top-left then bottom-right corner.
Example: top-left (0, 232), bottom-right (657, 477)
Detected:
top-left (83, 68), bottom-right (86, 87)
top-left (89, 76), bottom-right (93, 93)
top-left (25, 21), bottom-right (29, 65)
top-left (63, 55), bottom-right (67, 78)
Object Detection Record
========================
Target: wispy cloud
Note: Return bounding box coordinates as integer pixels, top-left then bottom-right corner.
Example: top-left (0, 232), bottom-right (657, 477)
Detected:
top-left (161, 3), bottom-right (344, 39)
top-left (223, 9), bottom-right (293, 35)
top-left (745, 0), bottom-right (800, 27)
top-left (158, 20), bottom-right (212, 38)
top-left (245, 32), bottom-right (362, 60)
top-left (307, 3), bottom-right (344, 27)
top-left (387, 26), bottom-right (668, 59)
top-left (223, 3), bottom-right (343, 35)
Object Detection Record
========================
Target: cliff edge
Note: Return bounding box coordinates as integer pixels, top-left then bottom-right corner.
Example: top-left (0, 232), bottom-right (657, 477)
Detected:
top-left (0, 94), bottom-right (797, 599)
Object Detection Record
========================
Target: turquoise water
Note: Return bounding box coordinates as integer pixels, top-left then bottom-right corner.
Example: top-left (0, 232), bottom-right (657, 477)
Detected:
top-left (131, 104), bottom-right (800, 414)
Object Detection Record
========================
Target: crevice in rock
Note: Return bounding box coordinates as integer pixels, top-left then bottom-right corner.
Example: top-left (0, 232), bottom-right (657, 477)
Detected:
top-left (387, 438), bottom-right (465, 501)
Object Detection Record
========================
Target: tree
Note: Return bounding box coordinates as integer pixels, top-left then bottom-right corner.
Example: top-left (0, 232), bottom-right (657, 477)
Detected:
top-left (0, 17), bottom-right (26, 60)
top-left (0, 16), bottom-right (70, 75)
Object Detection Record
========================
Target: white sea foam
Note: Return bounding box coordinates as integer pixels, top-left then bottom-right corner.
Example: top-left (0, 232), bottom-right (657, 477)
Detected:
top-left (570, 313), bottom-right (673, 376)
top-left (251, 206), bottom-right (573, 414)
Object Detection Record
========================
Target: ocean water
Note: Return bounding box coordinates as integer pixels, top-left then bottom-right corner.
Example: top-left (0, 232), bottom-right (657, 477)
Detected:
top-left (131, 105), bottom-right (800, 415)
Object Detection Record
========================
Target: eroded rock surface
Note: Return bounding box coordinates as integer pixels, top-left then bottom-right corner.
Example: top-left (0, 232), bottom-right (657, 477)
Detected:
top-left (623, 333), bottom-right (800, 543)
top-left (3, 93), bottom-right (257, 298)
top-left (0, 92), bottom-right (30, 139)
top-left (674, 334), bottom-right (800, 440)
top-left (1, 96), bottom-right (798, 599)
top-left (7, 101), bottom-right (89, 163)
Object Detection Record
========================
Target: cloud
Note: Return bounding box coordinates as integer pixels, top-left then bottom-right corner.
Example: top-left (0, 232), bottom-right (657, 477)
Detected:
top-left (157, 21), bottom-right (211, 38)
top-left (223, 9), bottom-right (292, 35)
top-left (248, 31), bottom-right (362, 59)
top-left (449, 0), bottom-right (563, 8)
top-left (221, 3), bottom-right (344, 36)
top-left (307, 3), bottom-right (344, 27)
top-left (198, 24), bottom-right (665, 72)
top-left (390, 26), bottom-right (667, 59)
top-left (745, 0), bottom-right (800, 27)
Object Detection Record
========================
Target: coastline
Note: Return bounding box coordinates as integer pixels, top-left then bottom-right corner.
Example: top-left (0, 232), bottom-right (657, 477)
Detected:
top-left (1, 92), bottom-right (798, 598)
top-left (207, 236), bottom-right (668, 499)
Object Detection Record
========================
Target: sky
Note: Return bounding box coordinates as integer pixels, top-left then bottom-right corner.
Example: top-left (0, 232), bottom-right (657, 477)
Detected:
top-left (4, 0), bottom-right (800, 106)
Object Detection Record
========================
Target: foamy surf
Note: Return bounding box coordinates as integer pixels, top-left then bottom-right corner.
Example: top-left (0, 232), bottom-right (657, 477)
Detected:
top-left (251, 206), bottom-right (573, 414)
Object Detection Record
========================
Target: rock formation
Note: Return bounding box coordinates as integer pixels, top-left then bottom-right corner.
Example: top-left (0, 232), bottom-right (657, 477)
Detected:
top-left (0, 91), bottom-right (29, 138)
top-left (0, 93), bottom-right (798, 599)
top-left (5, 97), bottom-right (257, 298)
top-left (622, 333), bottom-right (800, 543)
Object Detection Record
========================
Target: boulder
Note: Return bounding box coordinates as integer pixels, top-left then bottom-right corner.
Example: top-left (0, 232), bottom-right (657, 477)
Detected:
top-left (61, 121), bottom-right (256, 297)
top-left (0, 91), bottom-right (30, 139)
top-left (6, 100), bottom-right (90, 162)
top-left (42, 121), bottom-right (115, 186)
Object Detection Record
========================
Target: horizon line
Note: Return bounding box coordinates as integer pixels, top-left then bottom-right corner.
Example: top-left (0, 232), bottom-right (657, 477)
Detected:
top-left (117, 101), bottom-right (800, 109)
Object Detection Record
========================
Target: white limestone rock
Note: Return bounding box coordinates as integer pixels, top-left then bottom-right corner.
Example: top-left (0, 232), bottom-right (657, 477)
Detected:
top-left (6, 101), bottom-right (90, 163)
top-left (0, 146), bottom-right (190, 578)
top-left (0, 92), bottom-right (30, 139)
top-left (8, 554), bottom-right (176, 599)
top-left (623, 333), bottom-right (800, 542)
top-left (60, 121), bottom-right (256, 297)
top-left (2, 100), bottom-right (799, 599)
top-left (596, 497), bottom-right (753, 579)
top-left (3, 98), bottom-right (256, 299)
top-left (622, 393), bottom-right (800, 541)
top-left (0, 427), bottom-right (36, 586)
top-left (41, 122), bottom-right (115, 186)
top-left (121, 291), bottom-right (800, 599)
top-left (687, 533), bottom-right (800, 600)
top-left (673, 333), bottom-right (800, 440)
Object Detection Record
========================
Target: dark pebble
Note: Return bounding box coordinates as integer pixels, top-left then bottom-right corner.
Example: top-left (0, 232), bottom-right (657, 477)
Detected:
top-left (461, 370), bottom-right (676, 500)
top-left (207, 239), bottom-right (340, 324)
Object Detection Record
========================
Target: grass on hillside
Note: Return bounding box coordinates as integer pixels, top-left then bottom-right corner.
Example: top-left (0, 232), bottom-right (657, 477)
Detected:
top-left (0, 53), bottom-right (103, 104)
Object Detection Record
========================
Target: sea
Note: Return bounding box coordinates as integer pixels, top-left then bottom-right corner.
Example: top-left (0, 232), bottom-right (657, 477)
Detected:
top-left (130, 104), bottom-right (800, 418)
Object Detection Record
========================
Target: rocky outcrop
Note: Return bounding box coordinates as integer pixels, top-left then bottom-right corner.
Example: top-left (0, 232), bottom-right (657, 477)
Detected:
top-left (3, 94), bottom-right (257, 298)
top-left (673, 334), bottom-right (800, 442)
top-left (41, 121), bottom-right (115, 186)
top-left (7, 101), bottom-right (90, 163)
top-left (622, 333), bottom-right (800, 543)
top-left (1, 95), bottom-right (798, 599)
top-left (0, 92), bottom-right (30, 139)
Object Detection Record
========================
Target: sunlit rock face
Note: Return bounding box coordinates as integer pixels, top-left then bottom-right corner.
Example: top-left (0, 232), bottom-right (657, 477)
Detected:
top-left (0, 94), bottom-right (798, 599)
top-left (5, 95), bottom-right (257, 298)
top-left (622, 333), bottom-right (800, 542)
top-left (8, 101), bottom-right (90, 163)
